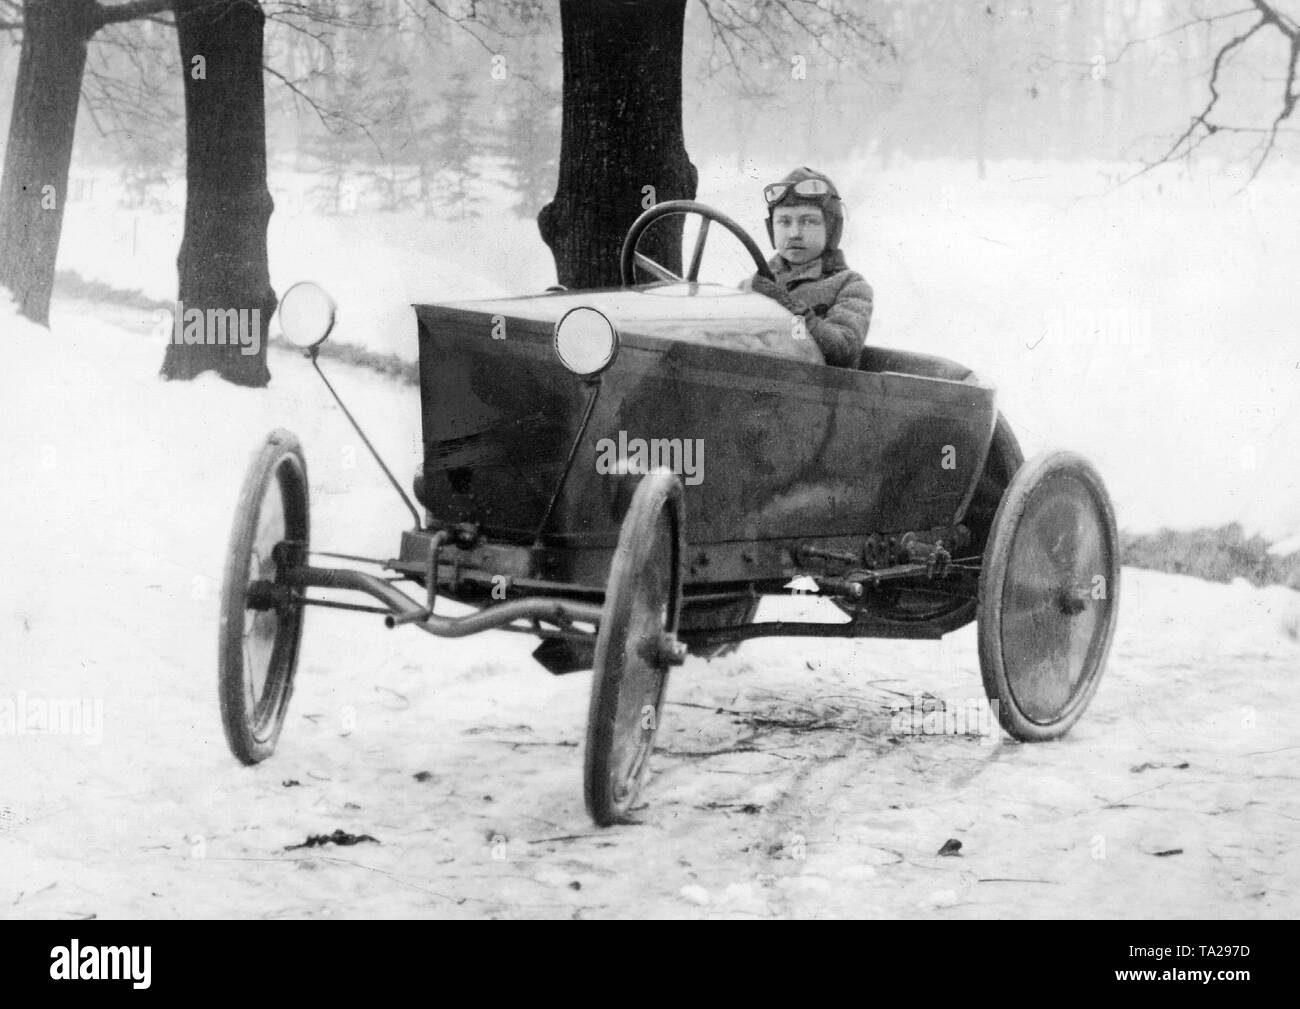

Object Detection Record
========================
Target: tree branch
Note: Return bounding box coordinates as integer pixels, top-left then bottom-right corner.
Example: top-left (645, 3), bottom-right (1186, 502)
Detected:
top-left (694, 0), bottom-right (893, 92)
top-left (1248, 27), bottom-right (1300, 179)
top-left (262, 61), bottom-right (384, 159)
top-left (1131, 0), bottom-right (1300, 182)
top-left (1102, 7), bottom-right (1254, 69)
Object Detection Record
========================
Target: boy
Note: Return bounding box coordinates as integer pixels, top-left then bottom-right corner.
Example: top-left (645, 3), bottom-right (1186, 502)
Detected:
top-left (747, 167), bottom-right (874, 368)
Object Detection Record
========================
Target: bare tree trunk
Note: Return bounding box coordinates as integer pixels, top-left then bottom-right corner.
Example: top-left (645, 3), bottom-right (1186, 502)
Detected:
top-left (538, 0), bottom-right (697, 289)
top-left (0, 0), bottom-right (99, 325)
top-left (1066, 0), bottom-right (1086, 161)
top-left (161, 0), bottom-right (275, 387)
top-left (971, 2), bottom-right (996, 179)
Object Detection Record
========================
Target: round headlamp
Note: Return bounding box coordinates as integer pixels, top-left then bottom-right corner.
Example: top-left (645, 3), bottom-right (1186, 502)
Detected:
top-left (278, 281), bottom-right (336, 349)
top-left (554, 306), bottom-right (619, 377)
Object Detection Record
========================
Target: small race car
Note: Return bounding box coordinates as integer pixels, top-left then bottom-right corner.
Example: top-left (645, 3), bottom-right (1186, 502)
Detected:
top-left (219, 201), bottom-right (1119, 825)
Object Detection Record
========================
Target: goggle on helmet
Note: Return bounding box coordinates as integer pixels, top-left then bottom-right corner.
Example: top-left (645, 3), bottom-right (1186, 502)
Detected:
top-left (763, 177), bottom-right (839, 206)
top-left (763, 171), bottom-right (844, 251)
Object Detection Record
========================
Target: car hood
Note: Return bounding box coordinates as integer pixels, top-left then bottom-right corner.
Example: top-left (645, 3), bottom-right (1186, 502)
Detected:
top-left (423, 282), bottom-right (823, 363)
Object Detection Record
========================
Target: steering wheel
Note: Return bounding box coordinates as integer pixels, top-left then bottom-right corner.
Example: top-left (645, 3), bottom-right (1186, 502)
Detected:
top-left (620, 200), bottom-right (775, 287)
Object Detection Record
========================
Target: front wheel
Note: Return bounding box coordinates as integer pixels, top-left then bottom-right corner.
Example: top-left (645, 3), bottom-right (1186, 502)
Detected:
top-left (218, 429), bottom-right (310, 764)
top-left (977, 451), bottom-right (1119, 742)
top-left (584, 468), bottom-right (685, 825)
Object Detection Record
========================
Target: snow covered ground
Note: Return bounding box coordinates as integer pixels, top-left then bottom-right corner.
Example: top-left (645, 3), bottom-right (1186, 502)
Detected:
top-left (1, 289), bottom-right (1296, 919)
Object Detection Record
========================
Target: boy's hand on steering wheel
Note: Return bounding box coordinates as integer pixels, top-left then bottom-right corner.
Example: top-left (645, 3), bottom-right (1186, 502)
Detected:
top-left (751, 275), bottom-right (804, 315)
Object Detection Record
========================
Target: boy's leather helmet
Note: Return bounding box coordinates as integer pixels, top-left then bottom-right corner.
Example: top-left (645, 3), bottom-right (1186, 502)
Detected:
top-left (765, 166), bottom-right (844, 251)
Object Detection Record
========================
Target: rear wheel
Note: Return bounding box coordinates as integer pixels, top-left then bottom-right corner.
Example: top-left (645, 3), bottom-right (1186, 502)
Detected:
top-left (584, 469), bottom-right (685, 826)
top-left (218, 430), bottom-right (310, 764)
top-left (977, 451), bottom-right (1119, 741)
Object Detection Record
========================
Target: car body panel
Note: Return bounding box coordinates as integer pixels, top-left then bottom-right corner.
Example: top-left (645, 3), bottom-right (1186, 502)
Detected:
top-left (414, 283), bottom-right (998, 587)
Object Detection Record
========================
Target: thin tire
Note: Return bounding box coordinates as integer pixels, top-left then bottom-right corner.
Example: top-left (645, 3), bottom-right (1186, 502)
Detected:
top-left (584, 468), bottom-right (684, 825)
top-left (978, 451), bottom-right (1119, 742)
top-left (218, 429), bottom-right (310, 764)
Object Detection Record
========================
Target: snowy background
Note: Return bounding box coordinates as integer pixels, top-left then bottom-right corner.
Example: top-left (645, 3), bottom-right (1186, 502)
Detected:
top-left (0, 1), bottom-right (1297, 918)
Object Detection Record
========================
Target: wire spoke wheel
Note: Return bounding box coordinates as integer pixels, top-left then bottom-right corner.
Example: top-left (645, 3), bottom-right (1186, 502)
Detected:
top-left (218, 430), bottom-right (310, 764)
top-left (584, 469), bottom-right (684, 826)
top-left (978, 451), bottom-right (1118, 741)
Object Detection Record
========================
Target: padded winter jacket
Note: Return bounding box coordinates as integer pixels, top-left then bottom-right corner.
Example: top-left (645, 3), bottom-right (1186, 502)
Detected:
top-left (754, 249), bottom-right (874, 368)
